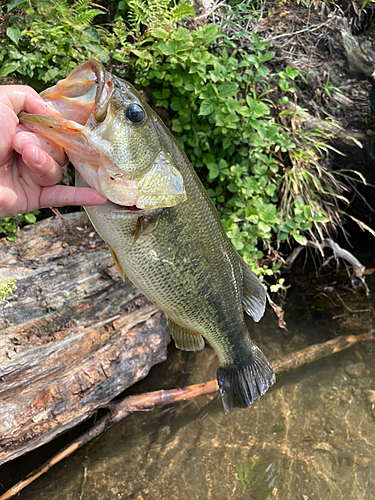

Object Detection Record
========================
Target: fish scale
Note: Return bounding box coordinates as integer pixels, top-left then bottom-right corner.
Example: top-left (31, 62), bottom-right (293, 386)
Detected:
top-left (19, 60), bottom-right (276, 413)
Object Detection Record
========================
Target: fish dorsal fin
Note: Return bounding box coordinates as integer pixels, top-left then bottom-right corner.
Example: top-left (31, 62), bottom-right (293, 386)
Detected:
top-left (107, 244), bottom-right (126, 282)
top-left (166, 316), bottom-right (205, 351)
top-left (138, 152), bottom-right (186, 210)
top-left (236, 253), bottom-right (266, 322)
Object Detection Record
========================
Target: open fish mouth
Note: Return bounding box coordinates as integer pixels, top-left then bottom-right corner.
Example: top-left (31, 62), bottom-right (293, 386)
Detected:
top-left (40, 60), bottom-right (110, 126)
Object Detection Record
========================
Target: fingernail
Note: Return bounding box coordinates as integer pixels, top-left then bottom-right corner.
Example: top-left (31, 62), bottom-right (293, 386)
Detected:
top-left (15, 133), bottom-right (38, 151)
top-left (33, 146), bottom-right (46, 167)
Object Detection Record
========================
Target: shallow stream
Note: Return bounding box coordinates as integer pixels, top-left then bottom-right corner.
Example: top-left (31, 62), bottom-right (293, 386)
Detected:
top-left (3, 249), bottom-right (375, 500)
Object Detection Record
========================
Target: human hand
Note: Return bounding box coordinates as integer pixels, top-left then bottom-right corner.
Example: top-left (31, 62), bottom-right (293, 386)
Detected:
top-left (0, 85), bottom-right (107, 219)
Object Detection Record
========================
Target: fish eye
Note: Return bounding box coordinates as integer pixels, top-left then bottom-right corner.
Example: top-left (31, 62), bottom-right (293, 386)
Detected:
top-left (126, 103), bottom-right (145, 123)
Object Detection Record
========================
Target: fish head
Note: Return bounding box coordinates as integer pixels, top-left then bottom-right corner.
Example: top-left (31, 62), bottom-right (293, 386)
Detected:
top-left (19, 61), bottom-right (186, 210)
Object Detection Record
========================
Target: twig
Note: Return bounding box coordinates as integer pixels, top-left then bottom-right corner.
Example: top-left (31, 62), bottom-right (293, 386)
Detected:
top-left (267, 293), bottom-right (287, 331)
top-left (1, 329), bottom-right (373, 500)
top-left (284, 238), bottom-right (368, 292)
top-left (195, 0), bottom-right (228, 21)
top-left (264, 15), bottom-right (337, 43)
top-left (272, 330), bottom-right (373, 373)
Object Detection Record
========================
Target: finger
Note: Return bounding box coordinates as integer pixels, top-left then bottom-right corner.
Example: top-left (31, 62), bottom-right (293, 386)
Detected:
top-left (0, 86), bottom-right (60, 166)
top-left (39, 186), bottom-right (107, 209)
top-left (20, 143), bottom-right (62, 187)
top-left (14, 130), bottom-right (67, 167)
top-left (0, 85), bottom-right (60, 117)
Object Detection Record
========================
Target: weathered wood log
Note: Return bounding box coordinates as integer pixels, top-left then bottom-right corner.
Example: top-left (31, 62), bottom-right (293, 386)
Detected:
top-left (0, 212), bottom-right (170, 465)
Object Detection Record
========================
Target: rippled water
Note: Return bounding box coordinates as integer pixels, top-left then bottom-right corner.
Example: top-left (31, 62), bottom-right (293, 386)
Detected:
top-left (4, 256), bottom-right (375, 500)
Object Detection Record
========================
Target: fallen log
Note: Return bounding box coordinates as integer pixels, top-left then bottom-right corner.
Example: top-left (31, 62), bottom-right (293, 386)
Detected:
top-left (0, 212), bottom-right (170, 465)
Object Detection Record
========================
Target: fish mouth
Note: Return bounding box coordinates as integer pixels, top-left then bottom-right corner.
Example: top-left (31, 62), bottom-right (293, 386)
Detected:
top-left (40, 60), bottom-right (110, 126)
top-left (111, 203), bottom-right (142, 212)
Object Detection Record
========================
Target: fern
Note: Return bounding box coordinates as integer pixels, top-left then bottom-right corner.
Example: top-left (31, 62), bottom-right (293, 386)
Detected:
top-left (45, 0), bottom-right (105, 30)
top-left (124, 0), bottom-right (195, 34)
top-left (168, 1), bottom-right (195, 23)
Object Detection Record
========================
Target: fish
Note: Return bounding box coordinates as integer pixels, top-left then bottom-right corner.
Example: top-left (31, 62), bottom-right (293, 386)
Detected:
top-left (19, 60), bottom-right (275, 413)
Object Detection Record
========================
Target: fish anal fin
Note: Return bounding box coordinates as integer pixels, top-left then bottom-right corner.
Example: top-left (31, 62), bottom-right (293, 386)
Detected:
top-left (107, 244), bottom-right (126, 282)
top-left (217, 345), bottom-right (275, 414)
top-left (166, 316), bottom-right (205, 352)
top-left (235, 253), bottom-right (266, 322)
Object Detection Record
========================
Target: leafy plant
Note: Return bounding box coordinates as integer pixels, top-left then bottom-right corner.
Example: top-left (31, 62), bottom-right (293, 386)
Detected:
top-left (0, 0), bottom-right (353, 284)
top-left (117, 0), bottom-right (195, 38)
top-left (0, 211), bottom-right (39, 241)
top-left (237, 457), bottom-right (256, 488)
top-left (0, 278), bottom-right (17, 308)
top-left (111, 20), bottom-right (342, 274)
top-left (321, 71), bottom-right (342, 100)
top-left (0, 0), bottom-right (110, 89)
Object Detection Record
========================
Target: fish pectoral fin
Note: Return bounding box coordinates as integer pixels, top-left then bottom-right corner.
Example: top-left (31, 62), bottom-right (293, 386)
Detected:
top-left (107, 244), bottom-right (126, 282)
top-left (236, 253), bottom-right (266, 322)
top-left (166, 316), bottom-right (205, 352)
top-left (137, 152), bottom-right (186, 210)
top-left (132, 213), bottom-right (161, 246)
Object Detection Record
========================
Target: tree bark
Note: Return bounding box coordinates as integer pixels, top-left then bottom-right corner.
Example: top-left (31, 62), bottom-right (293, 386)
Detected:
top-left (0, 212), bottom-right (170, 465)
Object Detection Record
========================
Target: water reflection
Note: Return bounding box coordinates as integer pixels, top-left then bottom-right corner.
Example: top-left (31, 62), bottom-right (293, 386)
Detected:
top-left (237, 457), bottom-right (278, 497)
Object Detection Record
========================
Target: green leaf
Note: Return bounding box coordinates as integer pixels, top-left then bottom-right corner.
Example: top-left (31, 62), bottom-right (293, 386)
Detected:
top-left (83, 27), bottom-right (100, 43)
top-left (278, 232), bottom-right (289, 241)
top-left (7, 0), bottom-right (27, 11)
top-left (7, 26), bottom-right (20, 45)
top-left (172, 76), bottom-right (183, 87)
top-left (313, 215), bottom-right (330, 223)
top-left (170, 97), bottom-right (182, 111)
top-left (0, 62), bottom-right (19, 78)
top-left (285, 220), bottom-right (297, 230)
top-left (303, 206), bottom-right (312, 219)
top-left (227, 183), bottom-right (238, 193)
top-left (260, 51), bottom-right (275, 62)
top-left (153, 28), bottom-right (170, 39)
top-left (258, 221), bottom-right (271, 233)
top-left (223, 137), bottom-right (231, 149)
top-left (252, 102), bottom-right (270, 117)
top-left (265, 184), bottom-right (277, 196)
top-left (257, 66), bottom-right (269, 78)
top-left (237, 106), bottom-right (252, 117)
top-left (208, 164), bottom-right (219, 180)
top-left (199, 99), bottom-right (215, 116)
top-left (293, 233), bottom-right (307, 245)
top-left (218, 82), bottom-right (238, 98)
top-left (24, 213), bottom-right (37, 224)
top-left (285, 66), bottom-right (299, 79)
top-left (279, 78), bottom-right (289, 92)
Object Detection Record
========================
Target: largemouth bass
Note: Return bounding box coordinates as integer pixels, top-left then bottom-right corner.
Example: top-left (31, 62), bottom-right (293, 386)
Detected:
top-left (19, 61), bottom-right (275, 413)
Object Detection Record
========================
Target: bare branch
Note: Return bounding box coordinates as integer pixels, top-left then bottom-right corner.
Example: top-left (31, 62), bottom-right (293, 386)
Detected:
top-left (284, 238), bottom-right (367, 292)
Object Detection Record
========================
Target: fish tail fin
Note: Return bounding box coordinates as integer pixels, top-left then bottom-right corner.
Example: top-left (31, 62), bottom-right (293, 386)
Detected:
top-left (217, 346), bottom-right (275, 414)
